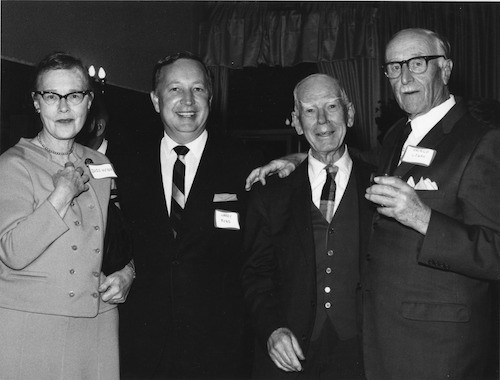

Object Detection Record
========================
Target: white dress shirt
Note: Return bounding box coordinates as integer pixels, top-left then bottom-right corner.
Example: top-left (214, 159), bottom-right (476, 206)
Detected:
top-left (160, 130), bottom-right (208, 214)
top-left (308, 146), bottom-right (353, 216)
top-left (402, 95), bottom-right (456, 156)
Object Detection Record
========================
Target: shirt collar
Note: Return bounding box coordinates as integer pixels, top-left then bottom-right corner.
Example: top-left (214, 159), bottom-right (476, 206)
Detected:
top-left (308, 145), bottom-right (352, 180)
top-left (97, 139), bottom-right (108, 155)
top-left (410, 95), bottom-right (456, 133)
top-left (163, 129), bottom-right (208, 160)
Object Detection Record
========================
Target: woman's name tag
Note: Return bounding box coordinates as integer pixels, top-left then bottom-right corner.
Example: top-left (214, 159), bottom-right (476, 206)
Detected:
top-left (88, 163), bottom-right (117, 179)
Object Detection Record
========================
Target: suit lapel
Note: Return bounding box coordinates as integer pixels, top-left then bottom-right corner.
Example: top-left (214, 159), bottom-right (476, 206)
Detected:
top-left (151, 144), bottom-right (172, 231)
top-left (353, 162), bottom-right (369, 240)
top-left (380, 119), bottom-right (407, 174)
top-left (351, 158), bottom-right (375, 272)
top-left (291, 160), bottom-right (315, 265)
top-left (182, 138), bottom-right (214, 219)
top-left (394, 101), bottom-right (468, 179)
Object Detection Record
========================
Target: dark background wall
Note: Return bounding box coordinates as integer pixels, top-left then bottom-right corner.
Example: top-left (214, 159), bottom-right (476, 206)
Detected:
top-left (1, 1), bottom-right (206, 158)
top-left (2, 1), bottom-right (202, 93)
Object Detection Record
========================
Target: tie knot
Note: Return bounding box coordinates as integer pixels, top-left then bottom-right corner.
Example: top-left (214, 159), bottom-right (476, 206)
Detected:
top-left (325, 164), bottom-right (339, 178)
top-left (174, 145), bottom-right (189, 157)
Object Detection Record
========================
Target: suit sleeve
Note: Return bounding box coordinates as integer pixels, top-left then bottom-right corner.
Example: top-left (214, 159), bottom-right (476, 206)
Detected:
top-left (241, 186), bottom-right (287, 348)
top-left (0, 155), bottom-right (68, 270)
top-left (418, 127), bottom-right (500, 280)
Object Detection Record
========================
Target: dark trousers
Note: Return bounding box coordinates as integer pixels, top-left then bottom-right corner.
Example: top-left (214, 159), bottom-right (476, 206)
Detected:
top-left (302, 320), bottom-right (365, 380)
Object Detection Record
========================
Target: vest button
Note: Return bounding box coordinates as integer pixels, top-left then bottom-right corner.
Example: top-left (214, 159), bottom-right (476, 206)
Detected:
top-left (326, 267), bottom-right (332, 274)
top-left (325, 302), bottom-right (331, 309)
top-left (324, 286), bottom-right (331, 293)
top-left (327, 250), bottom-right (334, 256)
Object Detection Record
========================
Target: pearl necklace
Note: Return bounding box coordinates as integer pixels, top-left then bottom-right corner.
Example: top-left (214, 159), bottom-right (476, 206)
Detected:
top-left (37, 133), bottom-right (74, 156)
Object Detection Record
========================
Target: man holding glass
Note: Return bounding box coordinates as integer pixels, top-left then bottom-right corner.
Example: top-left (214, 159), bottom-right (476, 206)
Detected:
top-left (247, 28), bottom-right (500, 379)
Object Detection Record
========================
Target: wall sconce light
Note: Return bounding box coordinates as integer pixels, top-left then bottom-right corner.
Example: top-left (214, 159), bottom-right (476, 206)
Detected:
top-left (88, 65), bottom-right (106, 94)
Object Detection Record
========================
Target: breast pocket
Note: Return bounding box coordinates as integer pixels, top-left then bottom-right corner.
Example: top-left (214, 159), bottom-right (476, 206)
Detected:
top-left (401, 301), bottom-right (470, 322)
top-left (415, 190), bottom-right (445, 199)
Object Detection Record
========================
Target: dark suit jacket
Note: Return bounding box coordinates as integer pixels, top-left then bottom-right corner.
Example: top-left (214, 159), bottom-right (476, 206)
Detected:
top-left (242, 154), bottom-right (374, 379)
top-left (363, 99), bottom-right (500, 380)
top-left (119, 134), bottom-right (262, 379)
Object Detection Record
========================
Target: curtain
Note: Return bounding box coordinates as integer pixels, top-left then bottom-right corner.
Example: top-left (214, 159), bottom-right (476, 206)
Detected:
top-left (201, 2), bottom-right (379, 68)
top-left (200, 2), bottom-right (380, 149)
top-left (318, 58), bottom-right (379, 151)
top-left (207, 65), bottom-right (229, 135)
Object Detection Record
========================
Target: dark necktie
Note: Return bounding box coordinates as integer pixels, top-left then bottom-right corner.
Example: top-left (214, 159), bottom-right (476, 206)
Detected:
top-left (171, 145), bottom-right (189, 237)
top-left (388, 120), bottom-right (412, 175)
top-left (319, 165), bottom-right (338, 223)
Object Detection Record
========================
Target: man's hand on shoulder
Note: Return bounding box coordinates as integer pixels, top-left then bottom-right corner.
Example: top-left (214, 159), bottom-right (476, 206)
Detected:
top-left (267, 327), bottom-right (305, 372)
top-left (245, 153), bottom-right (307, 191)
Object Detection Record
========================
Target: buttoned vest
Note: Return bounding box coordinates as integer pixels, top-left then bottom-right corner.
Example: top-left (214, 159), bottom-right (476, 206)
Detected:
top-left (310, 173), bottom-right (360, 341)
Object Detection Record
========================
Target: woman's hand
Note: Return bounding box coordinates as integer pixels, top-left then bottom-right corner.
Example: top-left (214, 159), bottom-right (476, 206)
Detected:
top-left (54, 162), bottom-right (90, 197)
top-left (48, 162), bottom-right (89, 217)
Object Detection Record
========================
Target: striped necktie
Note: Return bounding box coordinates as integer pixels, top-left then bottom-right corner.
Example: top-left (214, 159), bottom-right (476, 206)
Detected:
top-left (319, 165), bottom-right (338, 223)
top-left (171, 145), bottom-right (189, 237)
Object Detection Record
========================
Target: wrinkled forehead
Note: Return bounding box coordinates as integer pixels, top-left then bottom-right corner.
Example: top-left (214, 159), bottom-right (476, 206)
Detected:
top-left (297, 78), bottom-right (342, 105)
top-left (297, 76), bottom-right (341, 99)
top-left (386, 31), bottom-right (439, 60)
top-left (298, 96), bottom-right (342, 110)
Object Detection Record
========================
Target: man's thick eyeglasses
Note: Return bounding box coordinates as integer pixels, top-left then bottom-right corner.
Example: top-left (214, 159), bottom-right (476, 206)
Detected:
top-left (33, 90), bottom-right (93, 105)
top-left (382, 55), bottom-right (445, 79)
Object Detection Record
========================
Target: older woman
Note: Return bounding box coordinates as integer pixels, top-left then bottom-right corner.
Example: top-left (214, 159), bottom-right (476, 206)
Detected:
top-left (0, 52), bottom-right (133, 379)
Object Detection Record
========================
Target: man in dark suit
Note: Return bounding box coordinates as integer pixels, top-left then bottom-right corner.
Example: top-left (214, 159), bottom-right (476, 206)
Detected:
top-left (119, 52), bottom-right (260, 379)
top-left (363, 28), bottom-right (500, 379)
top-left (245, 28), bottom-right (500, 379)
top-left (242, 74), bottom-right (373, 379)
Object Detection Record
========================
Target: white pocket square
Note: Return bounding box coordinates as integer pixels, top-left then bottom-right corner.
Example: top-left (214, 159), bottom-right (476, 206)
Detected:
top-left (407, 176), bottom-right (438, 190)
top-left (213, 193), bottom-right (238, 202)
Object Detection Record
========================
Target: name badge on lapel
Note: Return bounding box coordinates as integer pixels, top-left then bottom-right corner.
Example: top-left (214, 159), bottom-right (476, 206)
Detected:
top-left (401, 146), bottom-right (436, 167)
top-left (214, 209), bottom-right (240, 230)
top-left (88, 163), bottom-right (118, 179)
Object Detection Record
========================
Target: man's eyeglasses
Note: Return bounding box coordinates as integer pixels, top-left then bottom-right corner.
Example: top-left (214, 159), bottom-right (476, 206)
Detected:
top-left (382, 55), bottom-right (445, 79)
top-left (33, 90), bottom-right (93, 106)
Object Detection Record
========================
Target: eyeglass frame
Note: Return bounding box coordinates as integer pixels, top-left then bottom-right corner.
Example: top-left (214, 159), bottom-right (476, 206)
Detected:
top-left (32, 90), bottom-right (93, 105)
top-left (382, 55), bottom-right (446, 79)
